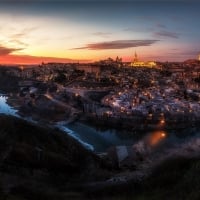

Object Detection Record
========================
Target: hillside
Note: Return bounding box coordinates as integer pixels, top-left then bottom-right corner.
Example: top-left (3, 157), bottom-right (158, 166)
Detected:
top-left (0, 68), bottom-right (20, 93)
top-left (0, 114), bottom-right (109, 200)
top-left (0, 114), bottom-right (199, 200)
top-left (86, 156), bottom-right (200, 200)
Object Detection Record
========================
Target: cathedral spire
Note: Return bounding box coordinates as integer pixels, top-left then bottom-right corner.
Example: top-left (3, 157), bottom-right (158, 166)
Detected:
top-left (134, 51), bottom-right (138, 62)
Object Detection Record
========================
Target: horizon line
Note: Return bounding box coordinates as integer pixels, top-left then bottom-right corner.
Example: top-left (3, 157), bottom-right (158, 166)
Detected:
top-left (0, 58), bottom-right (199, 66)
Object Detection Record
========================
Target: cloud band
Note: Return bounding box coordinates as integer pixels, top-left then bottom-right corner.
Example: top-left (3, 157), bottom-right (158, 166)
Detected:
top-left (72, 39), bottom-right (159, 50)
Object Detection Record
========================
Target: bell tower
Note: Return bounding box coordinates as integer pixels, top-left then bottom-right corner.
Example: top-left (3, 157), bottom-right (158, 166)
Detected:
top-left (133, 51), bottom-right (138, 62)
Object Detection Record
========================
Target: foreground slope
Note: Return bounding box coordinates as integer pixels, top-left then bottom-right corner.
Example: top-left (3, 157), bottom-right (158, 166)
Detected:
top-left (0, 114), bottom-right (199, 200)
top-left (0, 114), bottom-right (108, 199)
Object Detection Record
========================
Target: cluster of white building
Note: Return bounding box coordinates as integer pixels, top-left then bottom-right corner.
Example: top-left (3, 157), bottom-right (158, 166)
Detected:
top-left (101, 74), bottom-right (200, 122)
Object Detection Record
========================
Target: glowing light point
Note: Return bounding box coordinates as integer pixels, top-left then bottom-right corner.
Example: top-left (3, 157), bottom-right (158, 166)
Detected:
top-left (160, 119), bottom-right (165, 125)
top-left (161, 132), bottom-right (166, 137)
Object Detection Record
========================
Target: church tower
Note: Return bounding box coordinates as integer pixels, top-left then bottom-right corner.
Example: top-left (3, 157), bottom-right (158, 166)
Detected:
top-left (134, 51), bottom-right (138, 62)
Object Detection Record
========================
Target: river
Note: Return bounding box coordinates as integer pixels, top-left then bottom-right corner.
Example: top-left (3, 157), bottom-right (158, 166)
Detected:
top-left (0, 94), bottom-right (200, 153)
top-left (66, 122), bottom-right (139, 152)
top-left (0, 94), bottom-right (140, 152)
top-left (0, 95), bottom-right (19, 117)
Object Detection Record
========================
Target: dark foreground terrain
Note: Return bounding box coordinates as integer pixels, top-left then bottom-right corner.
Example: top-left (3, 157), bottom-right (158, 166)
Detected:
top-left (0, 114), bottom-right (110, 200)
top-left (0, 114), bottom-right (199, 200)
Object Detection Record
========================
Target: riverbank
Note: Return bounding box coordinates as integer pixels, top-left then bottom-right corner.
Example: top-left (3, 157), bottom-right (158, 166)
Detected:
top-left (80, 113), bottom-right (200, 132)
top-left (0, 114), bottom-right (200, 200)
top-left (0, 114), bottom-right (113, 200)
top-left (2, 92), bottom-right (200, 154)
top-left (1, 96), bottom-right (200, 200)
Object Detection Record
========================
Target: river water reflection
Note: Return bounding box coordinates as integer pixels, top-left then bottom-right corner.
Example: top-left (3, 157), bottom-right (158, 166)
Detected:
top-left (67, 122), bottom-right (200, 152)
top-left (0, 94), bottom-right (199, 152)
top-left (0, 95), bottom-right (18, 116)
top-left (67, 122), bottom-right (139, 152)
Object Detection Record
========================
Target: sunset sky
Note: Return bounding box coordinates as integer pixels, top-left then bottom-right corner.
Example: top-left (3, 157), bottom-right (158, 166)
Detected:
top-left (0, 0), bottom-right (200, 64)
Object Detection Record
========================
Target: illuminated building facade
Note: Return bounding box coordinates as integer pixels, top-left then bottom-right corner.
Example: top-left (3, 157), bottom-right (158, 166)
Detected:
top-left (130, 51), bottom-right (157, 68)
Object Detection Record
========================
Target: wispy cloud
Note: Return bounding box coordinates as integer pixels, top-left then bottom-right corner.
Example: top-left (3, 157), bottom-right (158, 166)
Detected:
top-left (11, 33), bottom-right (26, 39)
top-left (10, 26), bottom-right (38, 39)
top-left (124, 27), bottom-right (153, 32)
top-left (6, 26), bottom-right (38, 49)
top-left (156, 23), bottom-right (166, 28)
top-left (124, 28), bottom-right (135, 32)
top-left (176, 50), bottom-right (200, 56)
top-left (170, 16), bottom-right (182, 22)
top-left (139, 16), bottom-right (155, 21)
top-left (0, 45), bottom-right (23, 56)
top-left (8, 39), bottom-right (28, 47)
top-left (92, 32), bottom-right (112, 38)
top-left (154, 31), bottom-right (179, 39)
top-left (72, 39), bottom-right (159, 50)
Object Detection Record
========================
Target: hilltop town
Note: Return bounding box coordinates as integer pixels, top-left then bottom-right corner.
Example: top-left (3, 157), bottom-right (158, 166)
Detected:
top-left (0, 56), bottom-right (200, 200)
top-left (1, 54), bottom-right (200, 131)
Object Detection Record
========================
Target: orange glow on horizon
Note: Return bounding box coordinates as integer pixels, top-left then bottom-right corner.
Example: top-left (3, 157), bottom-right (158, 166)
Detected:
top-left (0, 54), bottom-right (92, 65)
top-left (0, 51), bottom-right (191, 65)
top-left (0, 54), bottom-right (160, 65)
